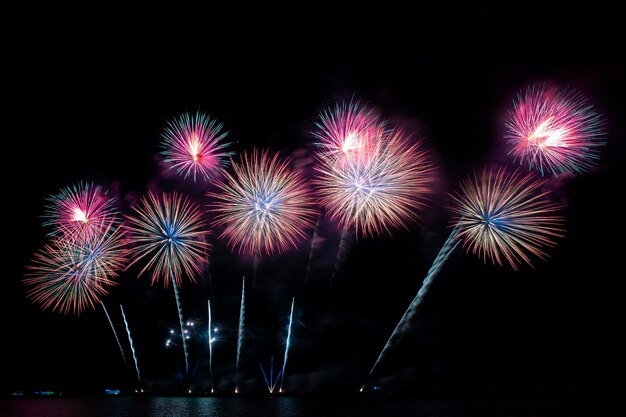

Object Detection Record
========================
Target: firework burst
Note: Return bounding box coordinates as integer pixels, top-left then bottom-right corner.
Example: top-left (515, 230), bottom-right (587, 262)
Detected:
top-left (313, 99), bottom-right (380, 162)
top-left (209, 149), bottom-right (316, 256)
top-left (449, 167), bottom-right (564, 270)
top-left (44, 181), bottom-right (118, 241)
top-left (315, 128), bottom-right (434, 238)
top-left (160, 112), bottom-right (231, 182)
top-left (504, 84), bottom-right (606, 176)
top-left (24, 219), bottom-right (127, 315)
top-left (124, 191), bottom-right (211, 287)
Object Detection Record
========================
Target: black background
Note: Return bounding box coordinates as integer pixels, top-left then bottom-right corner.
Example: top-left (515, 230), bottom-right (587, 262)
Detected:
top-left (3, 3), bottom-right (624, 396)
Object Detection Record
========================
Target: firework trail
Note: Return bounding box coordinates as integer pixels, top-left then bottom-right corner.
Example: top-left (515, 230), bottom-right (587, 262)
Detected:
top-left (120, 304), bottom-right (141, 386)
top-left (368, 225), bottom-right (460, 378)
top-left (43, 181), bottom-right (118, 242)
top-left (100, 301), bottom-right (128, 367)
top-left (367, 168), bottom-right (564, 381)
top-left (505, 84), bottom-right (606, 176)
top-left (252, 249), bottom-right (260, 286)
top-left (259, 357), bottom-right (283, 394)
top-left (236, 276), bottom-right (246, 373)
top-left (125, 191), bottom-right (210, 378)
top-left (160, 112), bottom-right (231, 182)
top-left (24, 219), bottom-right (127, 315)
top-left (279, 297), bottom-right (295, 392)
top-left (209, 149), bottom-right (316, 256)
top-left (315, 128), bottom-right (434, 238)
top-left (303, 214), bottom-right (322, 284)
top-left (172, 278), bottom-right (189, 375)
top-left (330, 226), bottom-right (352, 282)
top-left (208, 299), bottom-right (214, 392)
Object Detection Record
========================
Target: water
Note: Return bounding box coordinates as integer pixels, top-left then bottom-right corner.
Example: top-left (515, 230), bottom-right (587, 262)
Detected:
top-left (0, 397), bottom-right (589, 417)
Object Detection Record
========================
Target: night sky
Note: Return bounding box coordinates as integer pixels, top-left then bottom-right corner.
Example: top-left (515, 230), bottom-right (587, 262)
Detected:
top-left (4, 4), bottom-right (624, 396)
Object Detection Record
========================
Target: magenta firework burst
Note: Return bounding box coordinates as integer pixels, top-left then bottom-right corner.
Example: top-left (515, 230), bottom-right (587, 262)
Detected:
top-left (125, 191), bottom-right (211, 287)
top-left (313, 99), bottom-right (380, 162)
top-left (44, 181), bottom-right (118, 241)
top-left (504, 84), bottom-right (606, 176)
top-left (449, 168), bottom-right (565, 270)
top-left (209, 149), bottom-right (316, 256)
top-left (24, 219), bottom-right (127, 315)
top-left (315, 128), bottom-right (434, 238)
top-left (160, 112), bottom-right (231, 182)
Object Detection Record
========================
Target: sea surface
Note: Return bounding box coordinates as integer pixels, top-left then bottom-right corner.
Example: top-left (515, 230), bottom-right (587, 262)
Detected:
top-left (0, 396), bottom-right (593, 417)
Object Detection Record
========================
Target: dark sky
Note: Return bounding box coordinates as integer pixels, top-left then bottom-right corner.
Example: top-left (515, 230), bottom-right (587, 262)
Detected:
top-left (4, 4), bottom-right (625, 395)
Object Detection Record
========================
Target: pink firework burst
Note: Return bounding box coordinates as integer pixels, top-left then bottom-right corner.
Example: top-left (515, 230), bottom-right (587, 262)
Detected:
top-left (44, 181), bottom-right (118, 241)
top-left (24, 219), bottom-right (127, 315)
top-left (315, 128), bottom-right (435, 238)
top-left (504, 84), bottom-right (606, 176)
top-left (161, 112), bottom-right (231, 182)
top-left (209, 149), bottom-right (317, 256)
top-left (449, 167), bottom-right (565, 270)
top-left (313, 99), bottom-right (380, 162)
top-left (125, 191), bottom-right (211, 288)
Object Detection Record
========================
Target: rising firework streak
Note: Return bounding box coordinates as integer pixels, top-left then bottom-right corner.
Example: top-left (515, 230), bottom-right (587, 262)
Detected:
top-left (120, 305), bottom-right (141, 387)
top-left (279, 297), bottom-right (295, 392)
top-left (208, 300), bottom-right (214, 392)
top-left (100, 301), bottom-right (128, 367)
top-left (368, 225), bottom-right (460, 378)
top-left (236, 277), bottom-right (246, 372)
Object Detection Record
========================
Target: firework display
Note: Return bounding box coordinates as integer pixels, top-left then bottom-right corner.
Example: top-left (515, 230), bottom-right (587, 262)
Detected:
top-left (366, 167), bottom-right (565, 382)
top-left (125, 191), bottom-right (210, 377)
top-left (24, 218), bottom-right (126, 315)
top-left (315, 127), bottom-right (434, 238)
top-left (161, 112), bottom-right (231, 182)
top-left (125, 191), bottom-right (210, 287)
top-left (449, 167), bottom-right (564, 270)
top-left (313, 99), bottom-right (379, 162)
top-left (43, 181), bottom-right (118, 241)
top-left (22, 86), bottom-right (607, 395)
top-left (209, 149), bottom-right (316, 256)
top-left (505, 84), bottom-right (606, 176)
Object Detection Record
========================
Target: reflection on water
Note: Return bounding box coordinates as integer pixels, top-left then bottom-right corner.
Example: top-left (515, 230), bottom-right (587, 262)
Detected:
top-left (0, 396), bottom-right (588, 417)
